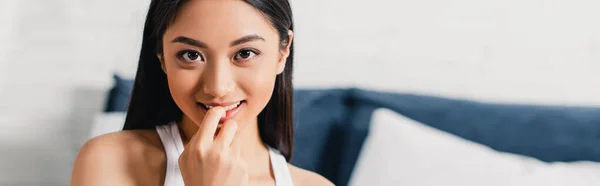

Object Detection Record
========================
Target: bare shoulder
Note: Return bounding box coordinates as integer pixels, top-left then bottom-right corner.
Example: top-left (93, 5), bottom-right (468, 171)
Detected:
top-left (288, 163), bottom-right (335, 186)
top-left (71, 130), bottom-right (166, 186)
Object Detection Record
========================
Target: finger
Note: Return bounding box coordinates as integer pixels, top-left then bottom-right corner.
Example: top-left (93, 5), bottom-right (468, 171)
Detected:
top-left (230, 124), bottom-right (243, 158)
top-left (215, 120), bottom-right (238, 149)
top-left (198, 107), bottom-right (226, 143)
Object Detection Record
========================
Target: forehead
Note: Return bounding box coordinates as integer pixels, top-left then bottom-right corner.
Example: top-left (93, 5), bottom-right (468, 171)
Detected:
top-left (164, 0), bottom-right (277, 45)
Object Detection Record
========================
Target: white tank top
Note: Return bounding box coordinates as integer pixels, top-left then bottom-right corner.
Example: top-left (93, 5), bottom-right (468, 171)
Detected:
top-left (156, 122), bottom-right (294, 186)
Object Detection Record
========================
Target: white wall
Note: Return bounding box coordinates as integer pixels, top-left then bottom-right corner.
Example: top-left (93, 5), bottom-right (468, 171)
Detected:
top-left (1, 0), bottom-right (599, 185)
top-left (292, 0), bottom-right (600, 105)
top-left (0, 0), bottom-right (148, 185)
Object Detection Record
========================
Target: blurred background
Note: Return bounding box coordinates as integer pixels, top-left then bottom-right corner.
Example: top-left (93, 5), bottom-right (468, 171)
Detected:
top-left (1, 0), bottom-right (600, 185)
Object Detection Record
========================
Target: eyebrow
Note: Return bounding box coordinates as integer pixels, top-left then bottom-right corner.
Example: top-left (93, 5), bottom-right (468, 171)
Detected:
top-left (171, 34), bottom-right (265, 48)
top-left (229, 34), bottom-right (265, 46)
top-left (171, 36), bottom-right (208, 48)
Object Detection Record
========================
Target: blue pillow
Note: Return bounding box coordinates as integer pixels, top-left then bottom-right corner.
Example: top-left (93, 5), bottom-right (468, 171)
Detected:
top-left (104, 74), bottom-right (134, 112)
top-left (291, 88), bottom-right (381, 186)
top-left (291, 89), bottom-right (350, 182)
top-left (351, 89), bottom-right (600, 162)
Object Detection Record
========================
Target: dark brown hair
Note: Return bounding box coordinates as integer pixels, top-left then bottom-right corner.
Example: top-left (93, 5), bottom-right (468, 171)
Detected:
top-left (122, 0), bottom-right (295, 161)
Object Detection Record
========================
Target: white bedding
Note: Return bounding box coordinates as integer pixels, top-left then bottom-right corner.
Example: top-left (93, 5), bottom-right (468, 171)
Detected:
top-left (90, 112), bottom-right (127, 139)
top-left (349, 108), bottom-right (600, 186)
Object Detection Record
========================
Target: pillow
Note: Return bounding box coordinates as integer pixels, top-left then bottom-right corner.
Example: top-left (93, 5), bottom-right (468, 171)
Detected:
top-left (348, 108), bottom-right (600, 186)
top-left (90, 112), bottom-right (127, 139)
top-left (291, 89), bottom-right (351, 182)
top-left (104, 74), bottom-right (134, 112)
top-left (351, 89), bottom-right (600, 163)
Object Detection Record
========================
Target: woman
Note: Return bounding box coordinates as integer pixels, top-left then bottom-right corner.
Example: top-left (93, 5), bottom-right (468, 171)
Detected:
top-left (71, 0), bottom-right (334, 185)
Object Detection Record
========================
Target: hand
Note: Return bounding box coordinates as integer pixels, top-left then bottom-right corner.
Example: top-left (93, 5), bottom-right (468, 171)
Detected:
top-left (178, 107), bottom-right (248, 186)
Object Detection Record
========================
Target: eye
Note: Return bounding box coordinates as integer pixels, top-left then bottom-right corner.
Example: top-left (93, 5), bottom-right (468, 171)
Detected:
top-left (177, 50), bottom-right (204, 62)
top-left (234, 49), bottom-right (259, 61)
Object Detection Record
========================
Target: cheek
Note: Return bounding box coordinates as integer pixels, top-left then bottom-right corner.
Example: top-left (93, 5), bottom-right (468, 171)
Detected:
top-left (165, 66), bottom-right (203, 120)
top-left (237, 60), bottom-right (279, 119)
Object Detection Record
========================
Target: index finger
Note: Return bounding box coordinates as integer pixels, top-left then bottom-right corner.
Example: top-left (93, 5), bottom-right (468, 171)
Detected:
top-left (230, 124), bottom-right (243, 158)
top-left (198, 107), bottom-right (226, 143)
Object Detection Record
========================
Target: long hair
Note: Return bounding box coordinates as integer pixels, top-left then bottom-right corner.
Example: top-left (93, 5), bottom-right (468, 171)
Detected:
top-left (123, 0), bottom-right (295, 161)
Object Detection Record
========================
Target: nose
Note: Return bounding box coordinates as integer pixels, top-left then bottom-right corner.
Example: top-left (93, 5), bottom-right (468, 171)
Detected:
top-left (201, 59), bottom-right (235, 98)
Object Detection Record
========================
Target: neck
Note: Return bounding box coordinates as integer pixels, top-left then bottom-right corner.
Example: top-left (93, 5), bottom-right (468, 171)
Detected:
top-left (179, 115), bottom-right (271, 175)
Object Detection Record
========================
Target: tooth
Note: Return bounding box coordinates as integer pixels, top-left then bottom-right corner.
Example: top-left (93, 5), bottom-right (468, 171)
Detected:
top-left (225, 102), bottom-right (240, 111)
top-left (203, 102), bottom-right (241, 110)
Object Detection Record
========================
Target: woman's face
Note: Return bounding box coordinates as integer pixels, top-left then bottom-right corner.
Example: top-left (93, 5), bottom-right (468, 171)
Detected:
top-left (160, 0), bottom-right (292, 129)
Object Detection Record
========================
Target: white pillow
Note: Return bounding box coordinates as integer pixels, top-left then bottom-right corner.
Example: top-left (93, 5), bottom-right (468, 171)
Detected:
top-left (89, 112), bottom-right (127, 139)
top-left (348, 108), bottom-right (600, 186)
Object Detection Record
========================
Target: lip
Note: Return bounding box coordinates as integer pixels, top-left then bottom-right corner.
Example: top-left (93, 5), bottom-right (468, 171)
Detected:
top-left (197, 100), bottom-right (245, 124)
top-left (200, 101), bottom-right (243, 107)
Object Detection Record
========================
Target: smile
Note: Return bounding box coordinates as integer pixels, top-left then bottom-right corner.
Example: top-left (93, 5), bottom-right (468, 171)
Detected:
top-left (199, 101), bottom-right (242, 111)
top-left (197, 100), bottom-right (247, 123)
